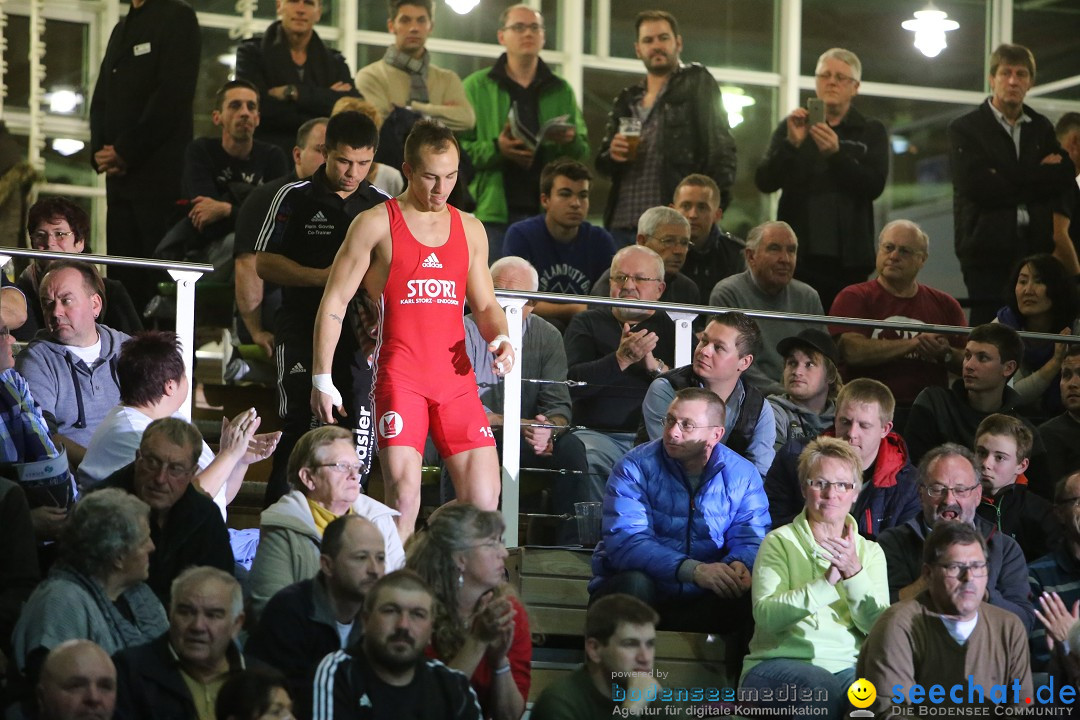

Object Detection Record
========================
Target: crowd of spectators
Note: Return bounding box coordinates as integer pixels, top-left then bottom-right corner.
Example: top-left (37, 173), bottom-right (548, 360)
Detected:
top-left (5, 1), bottom-right (1080, 718)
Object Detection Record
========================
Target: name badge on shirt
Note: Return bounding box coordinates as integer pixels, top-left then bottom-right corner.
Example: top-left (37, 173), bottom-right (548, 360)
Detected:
top-left (133, 42), bottom-right (151, 56)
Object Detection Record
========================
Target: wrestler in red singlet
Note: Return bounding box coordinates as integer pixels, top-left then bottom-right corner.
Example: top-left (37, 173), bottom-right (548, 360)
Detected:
top-left (372, 197), bottom-right (495, 456)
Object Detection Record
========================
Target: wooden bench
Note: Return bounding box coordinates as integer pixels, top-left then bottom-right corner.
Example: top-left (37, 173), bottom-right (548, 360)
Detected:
top-left (508, 546), bottom-right (735, 702)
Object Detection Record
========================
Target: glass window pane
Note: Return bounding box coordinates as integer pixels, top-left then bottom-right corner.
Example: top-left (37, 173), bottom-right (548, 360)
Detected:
top-left (194, 28), bottom-right (239, 140)
top-left (43, 137), bottom-right (96, 188)
top-left (609, 0), bottom-right (775, 73)
top-left (1014, 4), bottom-right (1080, 87)
top-left (581, 68), bottom-right (773, 234)
top-left (802, 0), bottom-right (986, 91)
top-left (363, 1), bottom-right (507, 43)
top-left (4, 15), bottom-right (30, 108)
top-left (45, 20), bottom-right (90, 120)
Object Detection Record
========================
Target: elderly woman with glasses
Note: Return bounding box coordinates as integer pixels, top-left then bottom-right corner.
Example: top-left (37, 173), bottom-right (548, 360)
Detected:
top-left (406, 504), bottom-right (530, 720)
top-left (248, 426), bottom-right (404, 619)
top-left (740, 436), bottom-right (889, 718)
top-left (11, 488), bottom-right (167, 687)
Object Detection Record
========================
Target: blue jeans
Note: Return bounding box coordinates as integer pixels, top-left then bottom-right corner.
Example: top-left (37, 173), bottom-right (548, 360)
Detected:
top-left (741, 659), bottom-right (854, 719)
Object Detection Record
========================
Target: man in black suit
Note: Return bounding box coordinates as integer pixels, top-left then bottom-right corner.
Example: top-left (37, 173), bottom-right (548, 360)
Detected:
top-left (949, 43), bottom-right (1075, 324)
top-left (89, 0), bottom-right (201, 312)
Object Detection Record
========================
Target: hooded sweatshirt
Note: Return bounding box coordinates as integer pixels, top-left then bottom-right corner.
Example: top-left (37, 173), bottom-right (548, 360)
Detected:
top-left (767, 394), bottom-right (836, 451)
top-left (15, 325), bottom-right (129, 448)
top-left (248, 489), bottom-right (404, 619)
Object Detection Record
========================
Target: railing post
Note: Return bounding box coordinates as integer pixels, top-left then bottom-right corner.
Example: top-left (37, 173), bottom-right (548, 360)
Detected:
top-left (498, 297), bottom-right (527, 549)
top-left (666, 311), bottom-right (698, 368)
top-left (168, 269), bottom-right (204, 419)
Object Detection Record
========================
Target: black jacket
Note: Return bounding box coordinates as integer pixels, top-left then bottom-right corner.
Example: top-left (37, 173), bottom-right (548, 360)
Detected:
top-left (596, 63), bottom-right (736, 227)
top-left (236, 22), bottom-right (359, 155)
top-left (113, 633), bottom-right (244, 720)
top-left (246, 576), bottom-right (363, 720)
top-left (949, 99), bottom-right (1074, 270)
top-left (313, 646), bottom-right (481, 720)
top-left (755, 105), bottom-right (888, 271)
top-left (88, 0), bottom-right (200, 200)
top-left (100, 465), bottom-right (234, 604)
top-left (877, 514), bottom-right (1036, 631)
top-left (978, 482), bottom-right (1060, 562)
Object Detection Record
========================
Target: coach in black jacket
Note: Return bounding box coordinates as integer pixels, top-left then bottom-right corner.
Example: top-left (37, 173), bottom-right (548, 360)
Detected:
top-left (949, 43), bottom-right (1075, 324)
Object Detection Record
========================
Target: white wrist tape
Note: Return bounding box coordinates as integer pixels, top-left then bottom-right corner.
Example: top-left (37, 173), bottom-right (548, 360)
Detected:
top-left (490, 334), bottom-right (512, 350)
top-left (312, 374), bottom-right (343, 406)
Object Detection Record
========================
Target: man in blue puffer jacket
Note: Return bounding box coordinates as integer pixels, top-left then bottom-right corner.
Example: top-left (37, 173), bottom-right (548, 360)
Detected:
top-left (589, 387), bottom-right (770, 632)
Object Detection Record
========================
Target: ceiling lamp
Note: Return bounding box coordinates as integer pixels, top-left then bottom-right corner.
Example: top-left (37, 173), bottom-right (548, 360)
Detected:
top-left (901, 5), bottom-right (959, 58)
top-left (445, 0), bottom-right (481, 14)
top-left (51, 138), bottom-right (85, 156)
top-left (46, 88), bottom-right (83, 114)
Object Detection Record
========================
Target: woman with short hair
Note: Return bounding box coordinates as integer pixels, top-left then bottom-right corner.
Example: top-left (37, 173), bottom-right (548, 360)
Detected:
top-left (12, 488), bottom-right (166, 684)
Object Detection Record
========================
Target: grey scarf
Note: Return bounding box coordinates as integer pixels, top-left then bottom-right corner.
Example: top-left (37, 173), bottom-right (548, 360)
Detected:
top-left (383, 45), bottom-right (430, 104)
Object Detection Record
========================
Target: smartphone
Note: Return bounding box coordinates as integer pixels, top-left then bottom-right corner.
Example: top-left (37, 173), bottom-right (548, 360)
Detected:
top-left (807, 98), bottom-right (825, 126)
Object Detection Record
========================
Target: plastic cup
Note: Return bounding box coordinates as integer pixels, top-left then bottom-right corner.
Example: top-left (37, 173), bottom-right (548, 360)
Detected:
top-left (575, 501), bottom-right (603, 546)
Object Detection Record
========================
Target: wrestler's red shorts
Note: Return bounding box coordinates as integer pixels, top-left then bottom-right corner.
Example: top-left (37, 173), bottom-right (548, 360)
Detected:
top-left (373, 382), bottom-right (495, 457)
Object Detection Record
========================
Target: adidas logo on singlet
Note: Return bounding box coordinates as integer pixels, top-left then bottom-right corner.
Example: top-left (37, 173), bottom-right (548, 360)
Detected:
top-left (311, 210), bottom-right (329, 223)
top-left (421, 252), bottom-right (443, 269)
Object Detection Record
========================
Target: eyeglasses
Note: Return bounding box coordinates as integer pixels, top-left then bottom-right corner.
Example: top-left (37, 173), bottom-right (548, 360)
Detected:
top-left (649, 235), bottom-right (690, 249)
top-left (662, 416), bottom-right (717, 433)
top-left (922, 484), bottom-right (981, 499)
top-left (137, 451), bottom-right (194, 479)
top-left (815, 71), bottom-right (856, 85)
top-left (935, 561), bottom-right (989, 578)
top-left (805, 479), bottom-right (856, 493)
top-left (312, 461), bottom-right (365, 476)
top-left (1057, 497), bottom-right (1080, 508)
top-left (30, 230), bottom-right (75, 245)
top-left (611, 273), bottom-right (663, 287)
top-left (503, 22), bottom-right (544, 33)
top-left (879, 242), bottom-right (923, 258)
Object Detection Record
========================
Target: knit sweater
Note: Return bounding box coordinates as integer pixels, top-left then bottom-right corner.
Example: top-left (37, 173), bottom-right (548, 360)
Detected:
top-left (354, 58), bottom-right (475, 132)
top-left (856, 593), bottom-right (1033, 716)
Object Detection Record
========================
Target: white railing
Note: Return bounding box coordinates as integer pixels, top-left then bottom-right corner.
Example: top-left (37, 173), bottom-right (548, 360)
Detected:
top-left (0, 248), bottom-right (212, 418)
top-left (494, 289), bottom-right (1080, 547)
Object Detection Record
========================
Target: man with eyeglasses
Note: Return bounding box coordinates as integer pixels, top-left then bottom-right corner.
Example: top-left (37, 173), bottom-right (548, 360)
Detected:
top-left (877, 443), bottom-right (1035, 631)
top-left (598, 10), bottom-right (736, 249)
top-left (829, 220), bottom-right (966, 413)
top-left (590, 388), bottom-right (769, 633)
top-left (461, 4), bottom-right (589, 261)
top-left (562, 245), bottom-right (675, 505)
top-left (591, 206), bottom-right (699, 305)
top-left (755, 47), bottom-right (887, 311)
top-left (858, 521), bottom-right (1033, 716)
top-left (98, 418), bottom-right (234, 605)
top-left (710, 221), bottom-right (824, 396)
top-left (951, 44), bottom-right (1075, 325)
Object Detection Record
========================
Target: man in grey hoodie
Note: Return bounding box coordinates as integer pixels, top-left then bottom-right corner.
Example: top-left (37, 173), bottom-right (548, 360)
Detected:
top-left (15, 261), bottom-right (130, 469)
top-left (767, 328), bottom-right (840, 451)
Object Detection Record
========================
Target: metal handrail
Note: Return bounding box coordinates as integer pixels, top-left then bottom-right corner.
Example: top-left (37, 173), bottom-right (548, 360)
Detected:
top-left (0, 248), bottom-right (213, 419)
top-left (492, 287), bottom-right (1078, 547)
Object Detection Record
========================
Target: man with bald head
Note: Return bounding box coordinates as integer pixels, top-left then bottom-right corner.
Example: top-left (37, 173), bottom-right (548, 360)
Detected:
top-left (37, 639), bottom-right (116, 720)
top-left (830, 219), bottom-right (966, 410)
top-left (246, 514), bottom-right (387, 720)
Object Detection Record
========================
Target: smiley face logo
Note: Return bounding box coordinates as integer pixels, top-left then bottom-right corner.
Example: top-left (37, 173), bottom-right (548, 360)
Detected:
top-left (847, 678), bottom-right (876, 709)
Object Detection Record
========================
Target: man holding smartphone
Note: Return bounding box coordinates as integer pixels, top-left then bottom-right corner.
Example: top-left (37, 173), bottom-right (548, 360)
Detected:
top-left (755, 48), bottom-right (888, 310)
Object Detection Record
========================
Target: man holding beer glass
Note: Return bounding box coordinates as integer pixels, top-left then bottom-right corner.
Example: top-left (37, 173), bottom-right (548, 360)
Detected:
top-left (596, 9), bottom-right (737, 248)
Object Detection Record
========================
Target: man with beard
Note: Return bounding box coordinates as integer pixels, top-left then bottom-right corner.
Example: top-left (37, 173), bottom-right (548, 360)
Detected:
top-left (858, 522), bottom-right (1033, 715)
top-left (313, 570), bottom-right (481, 719)
top-left (247, 515), bottom-right (387, 720)
top-left (876, 443), bottom-right (1035, 630)
top-left (597, 10), bottom-right (736, 248)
